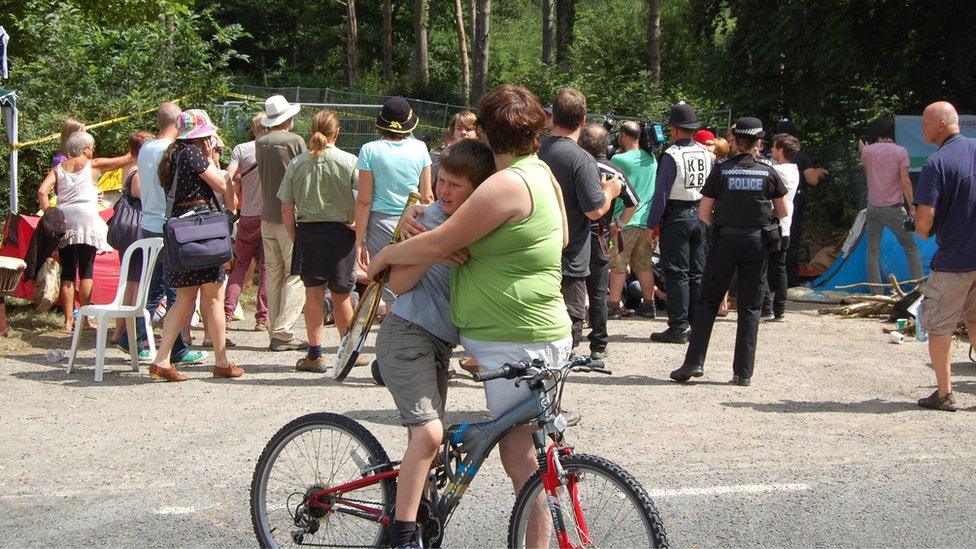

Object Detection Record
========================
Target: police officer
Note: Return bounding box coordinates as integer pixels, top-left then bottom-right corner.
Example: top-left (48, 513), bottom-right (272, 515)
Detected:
top-left (669, 117), bottom-right (790, 385)
top-left (646, 102), bottom-right (713, 343)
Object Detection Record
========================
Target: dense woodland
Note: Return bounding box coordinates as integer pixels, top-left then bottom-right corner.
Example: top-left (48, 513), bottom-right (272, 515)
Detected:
top-left (2, 0), bottom-right (975, 238)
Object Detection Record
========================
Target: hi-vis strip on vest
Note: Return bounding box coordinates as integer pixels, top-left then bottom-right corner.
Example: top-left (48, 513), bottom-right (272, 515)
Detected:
top-left (665, 142), bottom-right (712, 202)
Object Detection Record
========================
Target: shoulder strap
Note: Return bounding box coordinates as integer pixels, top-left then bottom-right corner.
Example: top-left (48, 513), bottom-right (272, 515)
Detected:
top-left (164, 149), bottom-right (181, 219)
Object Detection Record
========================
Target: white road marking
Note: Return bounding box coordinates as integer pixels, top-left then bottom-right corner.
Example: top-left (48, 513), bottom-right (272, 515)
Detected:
top-left (649, 482), bottom-right (812, 498)
top-left (154, 506), bottom-right (196, 515)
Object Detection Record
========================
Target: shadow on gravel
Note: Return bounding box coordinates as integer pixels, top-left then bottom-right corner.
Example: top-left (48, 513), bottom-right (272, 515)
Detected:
top-left (568, 374), bottom-right (731, 387)
top-left (342, 408), bottom-right (492, 426)
top-left (11, 366), bottom-right (153, 387)
top-left (721, 399), bottom-right (920, 414)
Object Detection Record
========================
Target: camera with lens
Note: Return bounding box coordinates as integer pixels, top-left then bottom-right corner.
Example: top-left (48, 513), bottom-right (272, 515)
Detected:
top-left (595, 163), bottom-right (638, 208)
top-left (902, 216), bottom-right (916, 233)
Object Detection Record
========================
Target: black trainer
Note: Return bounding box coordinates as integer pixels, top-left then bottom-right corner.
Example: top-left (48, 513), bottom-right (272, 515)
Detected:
top-left (669, 364), bottom-right (703, 382)
top-left (917, 390), bottom-right (957, 412)
top-left (650, 328), bottom-right (689, 344)
top-left (634, 300), bottom-right (657, 319)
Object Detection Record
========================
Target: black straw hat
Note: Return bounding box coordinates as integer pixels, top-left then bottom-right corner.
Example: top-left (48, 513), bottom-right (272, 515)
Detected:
top-left (668, 102), bottom-right (700, 130)
top-left (375, 97), bottom-right (420, 134)
top-left (732, 117), bottom-right (765, 139)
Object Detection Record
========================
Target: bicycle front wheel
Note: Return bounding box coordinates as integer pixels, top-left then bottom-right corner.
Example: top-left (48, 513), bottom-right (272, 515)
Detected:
top-left (333, 281), bottom-right (382, 381)
top-left (508, 453), bottom-right (668, 548)
top-left (250, 413), bottom-right (396, 548)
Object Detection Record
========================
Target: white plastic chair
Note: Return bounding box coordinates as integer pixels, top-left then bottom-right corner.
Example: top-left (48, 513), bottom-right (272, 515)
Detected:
top-left (66, 237), bottom-right (164, 381)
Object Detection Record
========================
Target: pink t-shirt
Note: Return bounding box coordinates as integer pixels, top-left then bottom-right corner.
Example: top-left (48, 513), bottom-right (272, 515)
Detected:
top-left (861, 142), bottom-right (909, 207)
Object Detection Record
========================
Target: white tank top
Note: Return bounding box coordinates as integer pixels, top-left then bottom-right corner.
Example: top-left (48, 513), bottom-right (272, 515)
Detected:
top-left (665, 142), bottom-right (712, 202)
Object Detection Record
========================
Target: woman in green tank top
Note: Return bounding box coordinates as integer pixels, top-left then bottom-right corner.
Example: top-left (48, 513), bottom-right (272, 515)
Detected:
top-left (367, 85), bottom-right (570, 541)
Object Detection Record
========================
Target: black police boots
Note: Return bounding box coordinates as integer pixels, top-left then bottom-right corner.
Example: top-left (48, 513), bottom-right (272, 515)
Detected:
top-left (650, 327), bottom-right (689, 344)
top-left (669, 364), bottom-right (703, 382)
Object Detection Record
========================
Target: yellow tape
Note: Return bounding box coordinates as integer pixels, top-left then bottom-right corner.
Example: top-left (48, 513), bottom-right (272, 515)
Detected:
top-left (11, 90), bottom-right (450, 152)
top-left (226, 92), bottom-right (447, 133)
top-left (11, 95), bottom-right (192, 151)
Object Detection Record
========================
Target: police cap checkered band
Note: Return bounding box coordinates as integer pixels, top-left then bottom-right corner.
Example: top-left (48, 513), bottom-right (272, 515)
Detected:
top-left (732, 117), bottom-right (765, 138)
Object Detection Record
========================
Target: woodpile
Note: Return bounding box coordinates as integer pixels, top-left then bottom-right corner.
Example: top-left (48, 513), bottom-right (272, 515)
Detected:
top-left (817, 275), bottom-right (924, 319)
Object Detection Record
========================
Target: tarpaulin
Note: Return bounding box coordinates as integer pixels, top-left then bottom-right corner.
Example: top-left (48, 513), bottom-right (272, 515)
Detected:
top-left (1, 210), bottom-right (120, 304)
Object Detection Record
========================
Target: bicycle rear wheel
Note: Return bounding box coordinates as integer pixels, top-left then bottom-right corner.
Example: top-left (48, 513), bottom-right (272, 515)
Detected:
top-left (250, 413), bottom-right (396, 548)
top-left (508, 453), bottom-right (668, 548)
top-left (332, 281), bottom-right (382, 381)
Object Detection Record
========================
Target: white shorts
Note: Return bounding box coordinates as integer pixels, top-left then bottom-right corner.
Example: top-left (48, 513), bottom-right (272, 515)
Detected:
top-left (461, 335), bottom-right (573, 419)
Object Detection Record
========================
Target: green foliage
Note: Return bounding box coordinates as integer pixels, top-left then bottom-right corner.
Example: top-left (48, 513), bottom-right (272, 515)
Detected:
top-left (1, 0), bottom-right (245, 212)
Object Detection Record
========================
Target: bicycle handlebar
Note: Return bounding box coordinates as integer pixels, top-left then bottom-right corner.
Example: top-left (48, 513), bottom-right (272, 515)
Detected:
top-left (472, 364), bottom-right (516, 382)
top-left (472, 356), bottom-right (611, 382)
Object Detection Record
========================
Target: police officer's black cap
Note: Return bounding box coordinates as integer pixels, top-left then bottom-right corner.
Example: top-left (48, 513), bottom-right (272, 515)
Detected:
top-left (732, 117), bottom-right (765, 139)
top-left (668, 102), bottom-right (700, 130)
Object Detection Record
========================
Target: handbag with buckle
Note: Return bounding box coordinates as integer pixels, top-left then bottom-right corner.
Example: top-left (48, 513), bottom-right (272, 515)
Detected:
top-left (162, 149), bottom-right (233, 271)
top-left (106, 171), bottom-right (142, 252)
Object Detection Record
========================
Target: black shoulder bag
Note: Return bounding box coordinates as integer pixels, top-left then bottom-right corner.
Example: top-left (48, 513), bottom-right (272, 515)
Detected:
top-left (162, 149), bottom-right (233, 271)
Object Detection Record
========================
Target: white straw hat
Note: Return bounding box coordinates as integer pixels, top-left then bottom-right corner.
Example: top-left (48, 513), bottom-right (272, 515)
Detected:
top-left (261, 95), bottom-right (301, 127)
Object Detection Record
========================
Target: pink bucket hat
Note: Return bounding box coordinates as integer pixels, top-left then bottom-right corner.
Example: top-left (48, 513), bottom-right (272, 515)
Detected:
top-left (176, 109), bottom-right (219, 140)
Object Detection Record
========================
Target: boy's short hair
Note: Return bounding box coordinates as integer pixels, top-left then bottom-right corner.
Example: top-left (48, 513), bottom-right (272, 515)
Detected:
top-left (772, 133), bottom-right (801, 162)
top-left (437, 139), bottom-right (496, 188)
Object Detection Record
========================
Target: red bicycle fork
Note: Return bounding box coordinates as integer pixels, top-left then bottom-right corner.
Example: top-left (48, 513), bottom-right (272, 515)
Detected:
top-left (542, 444), bottom-right (593, 549)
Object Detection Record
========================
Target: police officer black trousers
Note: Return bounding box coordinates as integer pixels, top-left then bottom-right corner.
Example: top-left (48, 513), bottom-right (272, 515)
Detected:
top-left (659, 203), bottom-right (705, 333)
top-left (586, 237), bottom-right (610, 355)
top-left (682, 227), bottom-right (767, 380)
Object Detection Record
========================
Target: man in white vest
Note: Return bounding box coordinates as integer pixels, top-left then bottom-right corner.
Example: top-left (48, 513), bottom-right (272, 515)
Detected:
top-left (645, 102), bottom-right (713, 343)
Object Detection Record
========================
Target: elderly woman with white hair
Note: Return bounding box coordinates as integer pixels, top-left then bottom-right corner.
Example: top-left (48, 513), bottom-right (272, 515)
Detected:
top-left (37, 131), bottom-right (133, 332)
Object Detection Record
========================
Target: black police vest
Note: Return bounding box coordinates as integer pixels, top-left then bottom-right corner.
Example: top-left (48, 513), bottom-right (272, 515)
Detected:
top-left (712, 160), bottom-right (776, 228)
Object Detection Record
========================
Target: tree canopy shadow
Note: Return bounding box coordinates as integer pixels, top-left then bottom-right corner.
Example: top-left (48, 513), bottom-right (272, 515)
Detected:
top-left (722, 398), bottom-right (920, 414)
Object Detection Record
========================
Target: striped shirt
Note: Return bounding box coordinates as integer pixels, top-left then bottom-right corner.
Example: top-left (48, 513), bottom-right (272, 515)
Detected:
top-left (277, 146), bottom-right (359, 223)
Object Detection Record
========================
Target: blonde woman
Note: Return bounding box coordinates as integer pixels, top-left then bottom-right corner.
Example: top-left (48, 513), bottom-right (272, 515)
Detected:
top-left (52, 117), bottom-right (85, 167)
top-left (431, 111), bottom-right (478, 183)
top-left (279, 110), bottom-right (359, 372)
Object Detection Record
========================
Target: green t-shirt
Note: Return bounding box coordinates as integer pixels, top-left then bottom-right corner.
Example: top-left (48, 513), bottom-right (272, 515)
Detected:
top-left (450, 155), bottom-right (571, 343)
top-left (611, 148), bottom-right (657, 229)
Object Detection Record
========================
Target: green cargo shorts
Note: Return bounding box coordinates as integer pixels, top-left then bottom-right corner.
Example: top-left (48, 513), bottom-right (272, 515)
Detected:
top-left (375, 314), bottom-right (453, 426)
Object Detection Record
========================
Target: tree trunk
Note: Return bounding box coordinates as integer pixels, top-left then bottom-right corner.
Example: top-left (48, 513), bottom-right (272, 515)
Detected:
top-left (471, 0), bottom-right (491, 104)
top-left (412, 0), bottom-right (430, 87)
top-left (383, 0), bottom-right (393, 83)
top-left (556, 0), bottom-right (574, 70)
top-left (454, 0), bottom-right (472, 104)
top-left (542, 0), bottom-right (554, 65)
top-left (344, 0), bottom-right (359, 88)
top-left (647, 0), bottom-right (661, 85)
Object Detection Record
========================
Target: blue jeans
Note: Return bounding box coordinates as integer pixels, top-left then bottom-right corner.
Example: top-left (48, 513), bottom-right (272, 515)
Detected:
top-left (119, 229), bottom-right (190, 360)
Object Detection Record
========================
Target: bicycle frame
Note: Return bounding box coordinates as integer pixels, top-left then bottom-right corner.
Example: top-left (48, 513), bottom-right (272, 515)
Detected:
top-left (302, 379), bottom-right (585, 543)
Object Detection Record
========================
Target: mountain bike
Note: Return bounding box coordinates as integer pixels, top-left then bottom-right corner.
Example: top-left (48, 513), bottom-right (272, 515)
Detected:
top-left (250, 355), bottom-right (669, 548)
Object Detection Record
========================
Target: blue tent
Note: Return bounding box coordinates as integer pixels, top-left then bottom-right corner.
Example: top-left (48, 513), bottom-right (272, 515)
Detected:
top-left (810, 210), bottom-right (937, 293)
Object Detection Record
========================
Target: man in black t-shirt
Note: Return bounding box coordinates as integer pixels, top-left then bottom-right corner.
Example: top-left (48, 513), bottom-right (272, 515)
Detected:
top-left (539, 88), bottom-right (622, 349)
top-left (670, 117), bottom-right (790, 387)
top-left (578, 123), bottom-right (637, 359)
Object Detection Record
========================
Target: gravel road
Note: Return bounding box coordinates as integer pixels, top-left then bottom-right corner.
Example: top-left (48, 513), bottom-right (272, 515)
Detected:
top-left (1, 303), bottom-right (975, 547)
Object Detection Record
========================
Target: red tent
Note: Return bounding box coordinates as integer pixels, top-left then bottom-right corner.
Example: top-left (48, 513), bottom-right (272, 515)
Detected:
top-left (0, 210), bottom-right (120, 304)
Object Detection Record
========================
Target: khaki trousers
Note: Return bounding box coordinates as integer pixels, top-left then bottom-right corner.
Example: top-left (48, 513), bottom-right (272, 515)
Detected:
top-left (261, 220), bottom-right (305, 342)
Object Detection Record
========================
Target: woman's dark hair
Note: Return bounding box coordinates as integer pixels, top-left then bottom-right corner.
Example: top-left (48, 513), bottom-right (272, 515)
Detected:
top-left (867, 118), bottom-right (896, 141)
top-left (437, 139), bottom-right (496, 188)
top-left (158, 138), bottom-right (209, 191)
top-left (128, 131), bottom-right (153, 158)
top-left (379, 129), bottom-right (407, 141)
top-left (476, 84), bottom-right (547, 156)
